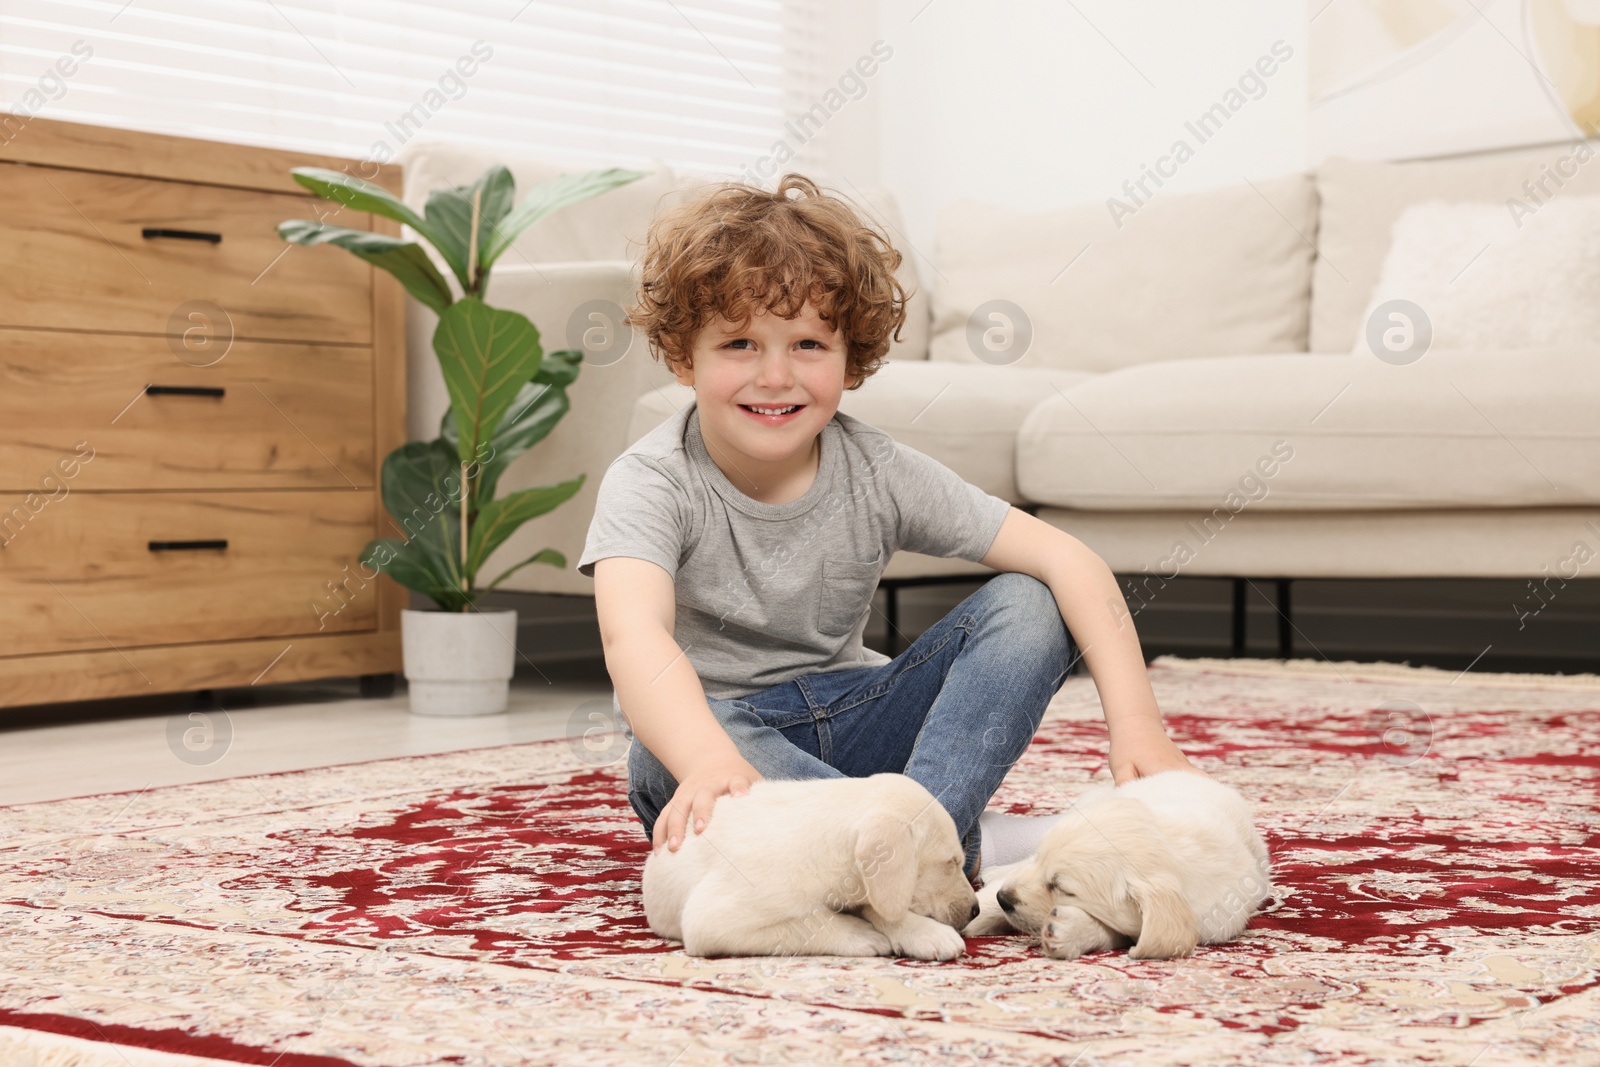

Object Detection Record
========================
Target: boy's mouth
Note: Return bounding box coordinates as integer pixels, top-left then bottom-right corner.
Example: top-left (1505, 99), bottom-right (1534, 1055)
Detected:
top-left (738, 403), bottom-right (805, 425)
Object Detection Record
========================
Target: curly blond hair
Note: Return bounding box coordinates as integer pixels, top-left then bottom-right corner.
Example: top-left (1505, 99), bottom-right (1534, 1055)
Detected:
top-left (625, 173), bottom-right (908, 390)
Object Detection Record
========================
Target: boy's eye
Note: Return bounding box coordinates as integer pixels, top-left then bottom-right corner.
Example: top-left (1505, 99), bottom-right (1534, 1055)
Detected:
top-left (722, 338), bottom-right (827, 350)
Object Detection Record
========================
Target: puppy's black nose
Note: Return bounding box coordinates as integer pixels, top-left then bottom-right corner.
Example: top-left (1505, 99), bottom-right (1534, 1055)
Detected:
top-left (996, 887), bottom-right (1016, 912)
top-left (968, 900), bottom-right (981, 923)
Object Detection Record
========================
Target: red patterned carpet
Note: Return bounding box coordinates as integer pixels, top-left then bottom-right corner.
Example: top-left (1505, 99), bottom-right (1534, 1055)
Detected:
top-left (1, 656), bottom-right (1597, 1066)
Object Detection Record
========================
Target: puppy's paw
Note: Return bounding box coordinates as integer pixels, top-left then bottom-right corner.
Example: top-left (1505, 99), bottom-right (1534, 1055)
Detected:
top-left (961, 906), bottom-right (1016, 937)
top-left (774, 929), bottom-right (892, 957)
top-left (859, 928), bottom-right (895, 957)
top-left (1128, 938), bottom-right (1196, 961)
top-left (1040, 921), bottom-right (1086, 960)
top-left (888, 917), bottom-right (966, 961)
top-left (1040, 905), bottom-right (1118, 960)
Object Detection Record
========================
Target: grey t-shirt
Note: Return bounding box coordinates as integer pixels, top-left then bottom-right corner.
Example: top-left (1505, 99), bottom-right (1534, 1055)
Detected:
top-left (577, 401), bottom-right (1011, 701)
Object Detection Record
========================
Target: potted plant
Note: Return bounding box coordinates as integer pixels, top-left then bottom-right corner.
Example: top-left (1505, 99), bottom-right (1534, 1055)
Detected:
top-left (279, 162), bottom-right (645, 716)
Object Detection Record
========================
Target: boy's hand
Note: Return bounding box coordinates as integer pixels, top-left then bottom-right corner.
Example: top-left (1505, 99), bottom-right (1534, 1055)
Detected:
top-left (653, 757), bottom-right (763, 852)
top-left (1109, 726), bottom-right (1211, 786)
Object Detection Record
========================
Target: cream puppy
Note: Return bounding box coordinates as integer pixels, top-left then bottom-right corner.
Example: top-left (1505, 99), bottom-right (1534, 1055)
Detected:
top-left (643, 773), bottom-right (979, 960)
top-left (966, 770), bottom-right (1270, 959)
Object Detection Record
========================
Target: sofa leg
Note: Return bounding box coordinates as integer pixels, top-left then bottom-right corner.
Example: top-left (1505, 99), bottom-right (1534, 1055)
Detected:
top-left (1231, 579), bottom-right (1247, 658)
top-left (884, 583), bottom-right (900, 656)
top-left (1277, 578), bottom-right (1294, 660)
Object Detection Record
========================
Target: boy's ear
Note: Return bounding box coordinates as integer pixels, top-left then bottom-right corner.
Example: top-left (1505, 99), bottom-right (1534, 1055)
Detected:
top-left (662, 339), bottom-right (695, 388)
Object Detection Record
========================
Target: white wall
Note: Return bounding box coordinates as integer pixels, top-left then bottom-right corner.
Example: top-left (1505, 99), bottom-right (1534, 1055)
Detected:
top-left (847, 0), bottom-right (1308, 260)
top-left (790, 3), bottom-right (887, 190)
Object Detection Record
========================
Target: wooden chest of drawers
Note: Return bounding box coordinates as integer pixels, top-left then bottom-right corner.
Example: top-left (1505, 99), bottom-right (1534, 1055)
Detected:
top-left (0, 118), bottom-right (405, 709)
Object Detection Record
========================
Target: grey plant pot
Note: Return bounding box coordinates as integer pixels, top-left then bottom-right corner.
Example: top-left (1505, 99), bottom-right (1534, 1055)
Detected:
top-left (400, 608), bottom-right (518, 716)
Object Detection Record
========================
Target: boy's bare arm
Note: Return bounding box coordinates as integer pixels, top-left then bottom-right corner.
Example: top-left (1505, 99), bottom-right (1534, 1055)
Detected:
top-left (979, 508), bottom-right (1208, 784)
top-left (592, 556), bottom-right (762, 850)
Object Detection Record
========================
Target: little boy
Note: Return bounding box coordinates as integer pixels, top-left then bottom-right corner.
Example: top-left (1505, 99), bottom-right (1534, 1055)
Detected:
top-left (577, 174), bottom-right (1204, 883)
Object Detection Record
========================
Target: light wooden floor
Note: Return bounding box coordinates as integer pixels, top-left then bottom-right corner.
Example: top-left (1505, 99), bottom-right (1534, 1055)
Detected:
top-left (0, 660), bottom-right (614, 807)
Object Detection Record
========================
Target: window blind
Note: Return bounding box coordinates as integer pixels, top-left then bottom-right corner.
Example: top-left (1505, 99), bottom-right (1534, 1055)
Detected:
top-left (0, 0), bottom-right (830, 177)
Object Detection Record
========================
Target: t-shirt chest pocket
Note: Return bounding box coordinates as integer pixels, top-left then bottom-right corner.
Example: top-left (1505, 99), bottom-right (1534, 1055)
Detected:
top-left (817, 553), bottom-right (884, 637)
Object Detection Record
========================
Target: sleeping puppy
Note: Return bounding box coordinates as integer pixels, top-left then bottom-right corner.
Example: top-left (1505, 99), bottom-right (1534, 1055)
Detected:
top-left (965, 770), bottom-right (1270, 959)
top-left (643, 772), bottom-right (979, 960)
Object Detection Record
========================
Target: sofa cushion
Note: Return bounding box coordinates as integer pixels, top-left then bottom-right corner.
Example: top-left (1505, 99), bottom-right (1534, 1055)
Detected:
top-left (837, 361), bottom-right (1093, 501)
top-left (627, 360), bottom-right (1094, 503)
top-left (1016, 349), bottom-right (1600, 511)
top-left (1352, 195), bottom-right (1600, 354)
top-left (927, 174), bottom-right (1317, 373)
top-left (397, 140), bottom-right (682, 263)
top-left (841, 185), bottom-right (930, 363)
top-left (1311, 140), bottom-right (1600, 352)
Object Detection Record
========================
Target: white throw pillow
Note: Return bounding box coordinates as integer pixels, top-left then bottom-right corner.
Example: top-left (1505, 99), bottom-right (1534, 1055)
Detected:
top-left (1351, 196), bottom-right (1600, 355)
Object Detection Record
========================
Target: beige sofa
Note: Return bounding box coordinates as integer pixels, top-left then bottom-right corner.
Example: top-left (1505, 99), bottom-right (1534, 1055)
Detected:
top-left (398, 138), bottom-right (1600, 655)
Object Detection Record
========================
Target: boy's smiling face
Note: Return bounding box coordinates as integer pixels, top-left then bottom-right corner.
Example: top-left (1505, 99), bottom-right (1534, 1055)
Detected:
top-left (670, 300), bottom-right (857, 504)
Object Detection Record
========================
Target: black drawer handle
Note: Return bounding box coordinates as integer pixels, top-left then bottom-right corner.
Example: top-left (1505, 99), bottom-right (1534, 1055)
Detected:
top-left (146, 385), bottom-right (225, 398)
top-left (149, 539), bottom-right (228, 552)
top-left (141, 227), bottom-right (222, 244)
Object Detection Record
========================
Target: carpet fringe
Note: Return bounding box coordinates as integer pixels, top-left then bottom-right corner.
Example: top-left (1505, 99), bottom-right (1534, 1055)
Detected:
top-left (0, 1027), bottom-right (241, 1067)
top-left (1150, 654), bottom-right (1600, 690)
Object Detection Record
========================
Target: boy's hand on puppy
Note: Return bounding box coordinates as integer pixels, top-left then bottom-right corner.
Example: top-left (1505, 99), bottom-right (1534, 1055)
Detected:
top-left (1109, 727), bottom-right (1210, 786)
top-left (653, 757), bottom-right (763, 852)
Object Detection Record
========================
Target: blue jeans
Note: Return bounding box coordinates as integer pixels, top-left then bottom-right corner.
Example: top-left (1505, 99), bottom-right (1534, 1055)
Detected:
top-left (623, 571), bottom-right (1078, 880)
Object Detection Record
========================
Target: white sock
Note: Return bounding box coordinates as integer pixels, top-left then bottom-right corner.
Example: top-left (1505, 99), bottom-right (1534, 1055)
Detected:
top-left (978, 810), bottom-right (1066, 875)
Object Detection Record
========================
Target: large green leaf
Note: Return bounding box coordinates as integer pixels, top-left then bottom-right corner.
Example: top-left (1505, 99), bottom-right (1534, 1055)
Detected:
top-left (378, 440), bottom-right (466, 603)
top-left (361, 537), bottom-right (470, 612)
top-left (467, 477), bottom-right (585, 578)
top-left (483, 548), bottom-right (567, 592)
top-left (278, 220), bottom-right (453, 314)
top-left (483, 167), bottom-right (649, 267)
top-left (433, 298), bottom-right (545, 482)
top-left (289, 167), bottom-right (437, 239)
top-left (423, 165), bottom-right (516, 293)
top-left (440, 376), bottom-right (571, 504)
top-left (534, 348), bottom-right (582, 388)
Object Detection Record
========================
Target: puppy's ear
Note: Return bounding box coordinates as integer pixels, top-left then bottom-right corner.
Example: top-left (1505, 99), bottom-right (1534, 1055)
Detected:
top-left (852, 809), bottom-right (916, 922)
top-left (1069, 796), bottom-right (1198, 959)
top-left (1128, 873), bottom-right (1198, 959)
